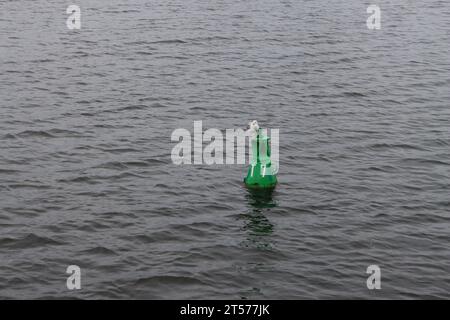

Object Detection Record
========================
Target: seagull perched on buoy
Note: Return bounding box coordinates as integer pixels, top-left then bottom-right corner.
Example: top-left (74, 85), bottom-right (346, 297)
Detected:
top-left (246, 120), bottom-right (260, 140)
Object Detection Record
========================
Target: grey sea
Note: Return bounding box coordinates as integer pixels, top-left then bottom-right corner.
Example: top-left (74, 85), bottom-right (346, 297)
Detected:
top-left (0, 0), bottom-right (449, 299)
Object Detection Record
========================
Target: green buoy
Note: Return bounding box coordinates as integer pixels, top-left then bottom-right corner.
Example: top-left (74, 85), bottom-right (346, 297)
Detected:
top-left (244, 121), bottom-right (278, 189)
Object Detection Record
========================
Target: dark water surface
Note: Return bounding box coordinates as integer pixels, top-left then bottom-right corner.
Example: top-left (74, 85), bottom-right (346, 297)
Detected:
top-left (1, 0), bottom-right (449, 299)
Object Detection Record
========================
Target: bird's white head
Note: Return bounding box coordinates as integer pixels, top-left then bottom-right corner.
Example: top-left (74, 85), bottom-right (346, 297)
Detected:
top-left (247, 120), bottom-right (260, 135)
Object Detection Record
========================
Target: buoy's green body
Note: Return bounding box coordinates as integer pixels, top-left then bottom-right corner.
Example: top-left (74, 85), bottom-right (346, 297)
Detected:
top-left (244, 129), bottom-right (277, 189)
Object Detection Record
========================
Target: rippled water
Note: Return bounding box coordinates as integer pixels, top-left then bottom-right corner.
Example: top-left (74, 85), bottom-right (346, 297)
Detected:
top-left (1, 0), bottom-right (449, 299)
